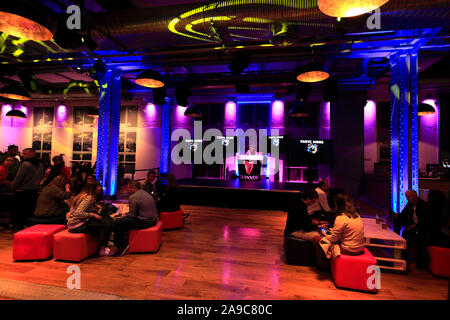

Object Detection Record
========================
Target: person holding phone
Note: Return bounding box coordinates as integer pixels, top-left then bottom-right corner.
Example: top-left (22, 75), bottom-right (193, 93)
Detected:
top-left (67, 182), bottom-right (114, 256)
top-left (320, 194), bottom-right (365, 256)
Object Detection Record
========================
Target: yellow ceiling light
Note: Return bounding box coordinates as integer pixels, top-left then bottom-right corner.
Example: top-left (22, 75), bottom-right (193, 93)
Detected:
top-left (0, 3), bottom-right (53, 41)
top-left (318, 0), bottom-right (390, 18)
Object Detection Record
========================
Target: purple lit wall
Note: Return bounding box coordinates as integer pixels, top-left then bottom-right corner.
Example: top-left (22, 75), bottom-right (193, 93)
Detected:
top-left (319, 102), bottom-right (331, 183)
top-left (364, 101), bottom-right (377, 173)
top-left (224, 101), bottom-right (237, 128)
top-left (419, 99), bottom-right (440, 170)
top-left (319, 102), bottom-right (331, 140)
top-left (271, 100), bottom-right (284, 130)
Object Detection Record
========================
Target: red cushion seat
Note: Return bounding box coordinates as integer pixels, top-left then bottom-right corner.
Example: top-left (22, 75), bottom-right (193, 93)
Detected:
top-left (128, 221), bottom-right (163, 253)
top-left (13, 224), bottom-right (66, 261)
top-left (427, 246), bottom-right (450, 278)
top-left (160, 210), bottom-right (184, 230)
top-left (53, 229), bottom-right (100, 262)
top-left (331, 248), bottom-right (378, 293)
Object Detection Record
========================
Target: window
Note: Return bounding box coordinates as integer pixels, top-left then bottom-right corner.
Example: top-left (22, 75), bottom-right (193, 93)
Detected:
top-left (73, 107), bottom-right (95, 165)
top-left (119, 106), bottom-right (138, 173)
top-left (32, 107), bottom-right (54, 160)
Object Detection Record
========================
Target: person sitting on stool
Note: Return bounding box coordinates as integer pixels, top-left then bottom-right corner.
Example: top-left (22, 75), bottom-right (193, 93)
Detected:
top-left (307, 179), bottom-right (332, 222)
top-left (112, 180), bottom-right (159, 256)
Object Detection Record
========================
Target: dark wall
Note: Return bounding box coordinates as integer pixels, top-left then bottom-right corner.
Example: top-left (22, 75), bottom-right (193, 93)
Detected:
top-left (439, 93), bottom-right (450, 160)
top-left (331, 92), bottom-right (366, 198)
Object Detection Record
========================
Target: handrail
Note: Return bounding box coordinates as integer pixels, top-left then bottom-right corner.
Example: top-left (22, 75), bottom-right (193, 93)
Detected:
top-left (130, 167), bottom-right (160, 181)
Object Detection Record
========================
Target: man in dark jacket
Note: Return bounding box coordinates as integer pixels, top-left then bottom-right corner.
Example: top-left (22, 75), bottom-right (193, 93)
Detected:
top-left (284, 188), bottom-right (324, 241)
top-left (393, 189), bottom-right (428, 267)
top-left (10, 148), bottom-right (44, 230)
top-left (112, 180), bottom-right (159, 256)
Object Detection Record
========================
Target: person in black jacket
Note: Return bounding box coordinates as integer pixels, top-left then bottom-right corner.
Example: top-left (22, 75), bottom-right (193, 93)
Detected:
top-left (284, 188), bottom-right (326, 241)
top-left (143, 170), bottom-right (164, 199)
top-left (157, 174), bottom-right (180, 213)
top-left (392, 189), bottom-right (428, 267)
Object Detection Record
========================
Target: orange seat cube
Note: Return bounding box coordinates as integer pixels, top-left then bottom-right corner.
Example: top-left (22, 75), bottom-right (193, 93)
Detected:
top-left (128, 221), bottom-right (163, 253)
top-left (160, 210), bottom-right (184, 230)
top-left (13, 224), bottom-right (66, 261)
top-left (53, 229), bottom-right (100, 262)
top-left (427, 246), bottom-right (450, 278)
top-left (331, 248), bottom-right (378, 293)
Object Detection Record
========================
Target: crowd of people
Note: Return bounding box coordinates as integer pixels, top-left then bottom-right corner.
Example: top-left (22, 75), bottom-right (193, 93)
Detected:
top-left (0, 145), bottom-right (182, 257)
top-left (284, 179), bottom-right (450, 270)
top-left (2, 144), bottom-right (450, 266)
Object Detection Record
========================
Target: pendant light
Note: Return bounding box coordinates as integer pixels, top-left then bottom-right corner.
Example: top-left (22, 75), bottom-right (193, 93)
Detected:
top-left (418, 103), bottom-right (435, 116)
top-left (135, 70), bottom-right (165, 88)
top-left (87, 108), bottom-right (99, 118)
top-left (0, 84), bottom-right (31, 100)
top-left (318, 0), bottom-right (390, 18)
top-left (0, 2), bottom-right (53, 41)
top-left (289, 101), bottom-right (309, 118)
top-left (6, 108), bottom-right (27, 118)
top-left (297, 61), bottom-right (330, 83)
top-left (184, 106), bottom-right (202, 118)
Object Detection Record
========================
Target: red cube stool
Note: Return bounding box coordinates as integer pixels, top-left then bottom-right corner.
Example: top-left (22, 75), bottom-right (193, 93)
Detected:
top-left (53, 229), bottom-right (100, 262)
top-left (160, 210), bottom-right (184, 230)
top-left (13, 224), bottom-right (66, 261)
top-left (427, 246), bottom-right (450, 278)
top-left (128, 221), bottom-right (163, 253)
top-left (331, 248), bottom-right (378, 293)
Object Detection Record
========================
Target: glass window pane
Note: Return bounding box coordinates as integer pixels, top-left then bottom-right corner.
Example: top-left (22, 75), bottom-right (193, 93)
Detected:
top-left (125, 154), bottom-right (135, 162)
top-left (126, 132), bottom-right (136, 153)
top-left (32, 133), bottom-right (42, 151)
top-left (118, 132), bottom-right (125, 152)
top-left (82, 153), bottom-right (92, 161)
top-left (82, 133), bottom-right (93, 152)
top-left (73, 133), bottom-right (82, 151)
top-left (73, 153), bottom-right (81, 160)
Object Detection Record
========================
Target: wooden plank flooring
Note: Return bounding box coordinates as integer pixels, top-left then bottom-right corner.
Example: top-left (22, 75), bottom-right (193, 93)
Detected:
top-left (0, 205), bottom-right (448, 300)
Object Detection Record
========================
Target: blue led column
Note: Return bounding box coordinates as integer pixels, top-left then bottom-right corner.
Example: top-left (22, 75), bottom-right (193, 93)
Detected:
top-left (160, 97), bottom-right (171, 174)
top-left (96, 68), bottom-right (122, 197)
top-left (390, 53), bottom-right (419, 213)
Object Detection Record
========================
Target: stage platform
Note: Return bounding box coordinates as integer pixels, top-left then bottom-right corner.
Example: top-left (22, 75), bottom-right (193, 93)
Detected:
top-left (178, 178), bottom-right (306, 210)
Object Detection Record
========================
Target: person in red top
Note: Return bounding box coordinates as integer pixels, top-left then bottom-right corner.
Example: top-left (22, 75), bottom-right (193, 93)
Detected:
top-left (41, 155), bottom-right (71, 186)
top-left (0, 156), bottom-right (14, 187)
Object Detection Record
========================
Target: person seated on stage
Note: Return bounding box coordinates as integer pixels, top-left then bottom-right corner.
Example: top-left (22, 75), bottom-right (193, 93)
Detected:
top-left (157, 174), bottom-right (182, 213)
top-left (143, 170), bottom-right (163, 199)
top-left (392, 189), bottom-right (428, 267)
top-left (41, 155), bottom-right (71, 186)
top-left (112, 180), bottom-right (159, 256)
top-left (307, 179), bottom-right (332, 221)
top-left (67, 182), bottom-right (114, 256)
top-left (319, 194), bottom-right (365, 256)
top-left (34, 175), bottom-right (72, 219)
top-left (0, 155), bottom-right (14, 189)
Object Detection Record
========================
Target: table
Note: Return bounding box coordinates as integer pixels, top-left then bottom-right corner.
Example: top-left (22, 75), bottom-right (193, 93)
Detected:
top-left (362, 218), bottom-right (407, 272)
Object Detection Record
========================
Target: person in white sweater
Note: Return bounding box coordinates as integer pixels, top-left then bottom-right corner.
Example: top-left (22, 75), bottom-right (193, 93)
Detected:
top-left (320, 194), bottom-right (365, 256)
top-left (308, 179), bottom-right (331, 219)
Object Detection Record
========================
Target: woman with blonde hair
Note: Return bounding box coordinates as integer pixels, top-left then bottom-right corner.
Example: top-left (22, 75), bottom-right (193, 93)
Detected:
top-left (321, 194), bottom-right (366, 256)
top-left (67, 182), bottom-right (115, 256)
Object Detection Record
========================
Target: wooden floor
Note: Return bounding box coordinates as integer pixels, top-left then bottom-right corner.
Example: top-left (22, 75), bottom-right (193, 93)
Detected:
top-left (0, 205), bottom-right (448, 300)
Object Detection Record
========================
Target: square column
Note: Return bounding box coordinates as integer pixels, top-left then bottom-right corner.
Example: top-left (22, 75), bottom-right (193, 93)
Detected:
top-left (390, 53), bottom-right (419, 213)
